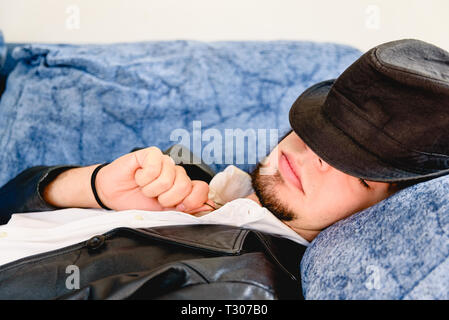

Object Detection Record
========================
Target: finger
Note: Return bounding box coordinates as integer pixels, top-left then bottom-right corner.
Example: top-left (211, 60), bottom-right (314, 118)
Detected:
top-left (134, 146), bottom-right (164, 187)
top-left (186, 199), bottom-right (217, 213)
top-left (184, 202), bottom-right (216, 216)
top-left (157, 166), bottom-right (193, 208)
top-left (176, 180), bottom-right (209, 212)
top-left (140, 155), bottom-right (176, 198)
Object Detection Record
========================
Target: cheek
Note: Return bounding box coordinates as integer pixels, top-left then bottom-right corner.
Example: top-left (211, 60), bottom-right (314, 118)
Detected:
top-left (319, 185), bottom-right (383, 228)
top-left (300, 174), bottom-right (362, 227)
top-left (318, 188), bottom-right (354, 221)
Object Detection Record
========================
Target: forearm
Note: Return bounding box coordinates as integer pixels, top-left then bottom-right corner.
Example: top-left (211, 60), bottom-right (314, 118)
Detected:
top-left (0, 165), bottom-right (80, 224)
top-left (42, 165), bottom-right (102, 209)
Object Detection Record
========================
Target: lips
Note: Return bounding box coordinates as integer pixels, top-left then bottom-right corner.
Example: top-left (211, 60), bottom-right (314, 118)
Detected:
top-left (279, 151), bottom-right (305, 194)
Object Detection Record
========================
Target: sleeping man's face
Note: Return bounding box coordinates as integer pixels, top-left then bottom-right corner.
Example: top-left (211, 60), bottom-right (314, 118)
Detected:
top-left (249, 131), bottom-right (395, 242)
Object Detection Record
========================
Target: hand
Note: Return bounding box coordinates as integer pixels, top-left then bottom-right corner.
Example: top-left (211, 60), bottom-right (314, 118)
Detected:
top-left (95, 146), bottom-right (210, 212)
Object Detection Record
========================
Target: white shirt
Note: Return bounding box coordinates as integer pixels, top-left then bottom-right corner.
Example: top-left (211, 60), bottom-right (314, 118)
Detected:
top-left (0, 165), bottom-right (309, 266)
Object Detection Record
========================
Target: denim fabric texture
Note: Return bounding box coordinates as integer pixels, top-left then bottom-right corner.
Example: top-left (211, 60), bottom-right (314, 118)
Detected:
top-left (301, 173), bottom-right (449, 299)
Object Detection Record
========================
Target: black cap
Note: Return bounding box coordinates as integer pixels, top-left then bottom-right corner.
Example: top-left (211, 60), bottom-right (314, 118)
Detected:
top-left (289, 39), bottom-right (449, 182)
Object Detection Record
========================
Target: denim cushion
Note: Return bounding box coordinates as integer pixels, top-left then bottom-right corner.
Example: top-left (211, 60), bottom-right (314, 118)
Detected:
top-left (0, 40), bottom-right (360, 186)
top-left (301, 174), bottom-right (449, 299)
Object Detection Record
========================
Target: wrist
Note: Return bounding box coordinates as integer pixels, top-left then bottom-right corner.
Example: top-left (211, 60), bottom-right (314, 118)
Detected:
top-left (91, 163), bottom-right (112, 210)
top-left (43, 165), bottom-right (102, 209)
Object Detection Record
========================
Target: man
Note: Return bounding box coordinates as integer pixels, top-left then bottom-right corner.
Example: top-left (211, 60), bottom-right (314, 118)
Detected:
top-left (0, 39), bottom-right (448, 298)
top-left (36, 130), bottom-right (400, 243)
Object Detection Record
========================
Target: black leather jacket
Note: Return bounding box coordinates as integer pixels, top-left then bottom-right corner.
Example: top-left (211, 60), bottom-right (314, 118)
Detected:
top-left (0, 165), bottom-right (307, 299)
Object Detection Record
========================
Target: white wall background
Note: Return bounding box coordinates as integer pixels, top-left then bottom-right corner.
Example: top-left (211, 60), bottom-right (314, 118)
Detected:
top-left (0, 0), bottom-right (448, 52)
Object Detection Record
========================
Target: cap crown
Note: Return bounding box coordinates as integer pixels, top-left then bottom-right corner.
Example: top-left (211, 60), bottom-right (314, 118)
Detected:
top-left (323, 39), bottom-right (449, 173)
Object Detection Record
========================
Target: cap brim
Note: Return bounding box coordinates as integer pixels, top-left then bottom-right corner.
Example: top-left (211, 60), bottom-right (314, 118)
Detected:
top-left (289, 80), bottom-right (449, 182)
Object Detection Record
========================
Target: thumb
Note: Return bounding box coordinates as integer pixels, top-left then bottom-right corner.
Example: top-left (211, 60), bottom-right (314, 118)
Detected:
top-left (133, 147), bottom-right (165, 186)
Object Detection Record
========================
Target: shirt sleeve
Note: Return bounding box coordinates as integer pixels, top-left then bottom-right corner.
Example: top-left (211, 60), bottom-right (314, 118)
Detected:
top-left (0, 165), bottom-right (80, 225)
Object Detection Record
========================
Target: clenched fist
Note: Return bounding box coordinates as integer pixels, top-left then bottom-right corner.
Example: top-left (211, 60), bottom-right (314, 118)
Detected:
top-left (94, 146), bottom-right (210, 213)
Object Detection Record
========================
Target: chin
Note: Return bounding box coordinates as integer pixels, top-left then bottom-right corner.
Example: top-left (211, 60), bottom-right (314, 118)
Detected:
top-left (250, 163), bottom-right (296, 221)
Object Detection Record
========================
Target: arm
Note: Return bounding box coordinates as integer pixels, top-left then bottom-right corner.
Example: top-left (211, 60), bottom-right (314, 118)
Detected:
top-left (0, 146), bottom-right (211, 225)
top-left (0, 165), bottom-right (80, 224)
top-left (88, 146), bottom-right (210, 212)
top-left (42, 165), bottom-right (103, 209)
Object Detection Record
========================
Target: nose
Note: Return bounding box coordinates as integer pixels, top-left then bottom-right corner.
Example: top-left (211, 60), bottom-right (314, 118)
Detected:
top-left (316, 156), bottom-right (331, 171)
top-left (294, 132), bottom-right (331, 172)
top-left (305, 145), bottom-right (330, 172)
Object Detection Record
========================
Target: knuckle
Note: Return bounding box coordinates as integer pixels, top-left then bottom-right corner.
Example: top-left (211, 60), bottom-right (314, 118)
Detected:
top-left (141, 146), bottom-right (161, 163)
top-left (182, 197), bottom-right (197, 209)
top-left (157, 194), bottom-right (172, 207)
top-left (177, 182), bottom-right (192, 198)
top-left (158, 179), bottom-right (173, 191)
top-left (175, 165), bottom-right (187, 175)
top-left (163, 154), bottom-right (175, 165)
top-left (141, 186), bottom-right (155, 198)
top-left (175, 166), bottom-right (190, 181)
top-left (195, 180), bottom-right (209, 188)
top-left (194, 180), bottom-right (210, 194)
top-left (158, 189), bottom-right (184, 208)
top-left (184, 190), bottom-right (207, 209)
top-left (184, 196), bottom-right (205, 210)
top-left (147, 146), bottom-right (162, 154)
top-left (178, 179), bottom-right (191, 191)
top-left (145, 166), bottom-right (160, 179)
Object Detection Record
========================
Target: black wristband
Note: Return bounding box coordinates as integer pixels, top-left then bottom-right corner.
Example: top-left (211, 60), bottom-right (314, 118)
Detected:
top-left (91, 163), bottom-right (112, 210)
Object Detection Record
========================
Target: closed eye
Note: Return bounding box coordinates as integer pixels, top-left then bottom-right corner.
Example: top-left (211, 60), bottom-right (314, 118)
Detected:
top-left (359, 178), bottom-right (370, 189)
